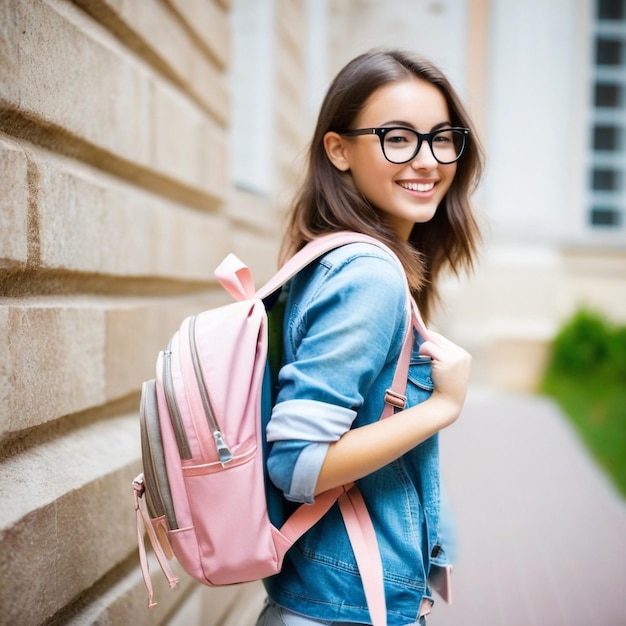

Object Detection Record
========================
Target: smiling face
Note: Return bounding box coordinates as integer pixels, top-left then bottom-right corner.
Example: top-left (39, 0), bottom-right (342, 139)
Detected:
top-left (324, 78), bottom-right (457, 240)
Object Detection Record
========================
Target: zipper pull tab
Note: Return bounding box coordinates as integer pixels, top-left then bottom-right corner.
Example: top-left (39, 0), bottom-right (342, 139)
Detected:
top-left (213, 431), bottom-right (233, 466)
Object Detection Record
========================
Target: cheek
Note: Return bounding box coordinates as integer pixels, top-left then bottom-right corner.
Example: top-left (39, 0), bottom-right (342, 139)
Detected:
top-left (439, 164), bottom-right (457, 194)
top-left (350, 159), bottom-right (395, 197)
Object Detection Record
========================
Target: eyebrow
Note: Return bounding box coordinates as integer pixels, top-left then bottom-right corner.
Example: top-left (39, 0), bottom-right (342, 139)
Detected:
top-left (381, 120), bottom-right (453, 131)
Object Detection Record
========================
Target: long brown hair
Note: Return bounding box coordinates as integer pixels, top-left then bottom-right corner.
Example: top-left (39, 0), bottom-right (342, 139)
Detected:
top-left (281, 49), bottom-right (484, 322)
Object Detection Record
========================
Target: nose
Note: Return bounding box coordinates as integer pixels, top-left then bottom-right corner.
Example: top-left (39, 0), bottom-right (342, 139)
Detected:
top-left (410, 139), bottom-right (438, 169)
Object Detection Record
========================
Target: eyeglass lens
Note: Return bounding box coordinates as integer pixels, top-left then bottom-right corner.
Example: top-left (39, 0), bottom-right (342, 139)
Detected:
top-left (382, 128), bottom-right (465, 164)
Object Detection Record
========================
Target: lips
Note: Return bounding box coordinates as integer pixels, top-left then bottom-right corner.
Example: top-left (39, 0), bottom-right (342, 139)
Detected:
top-left (398, 181), bottom-right (436, 192)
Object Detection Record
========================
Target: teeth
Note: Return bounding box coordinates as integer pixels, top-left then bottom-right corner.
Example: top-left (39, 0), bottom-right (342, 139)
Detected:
top-left (400, 182), bottom-right (435, 192)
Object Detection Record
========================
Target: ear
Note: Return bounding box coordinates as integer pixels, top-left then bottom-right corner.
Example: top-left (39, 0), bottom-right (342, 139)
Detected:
top-left (323, 132), bottom-right (351, 172)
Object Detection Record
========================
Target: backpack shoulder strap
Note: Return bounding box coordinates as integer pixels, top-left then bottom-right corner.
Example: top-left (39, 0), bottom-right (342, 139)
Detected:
top-left (256, 231), bottom-right (429, 335)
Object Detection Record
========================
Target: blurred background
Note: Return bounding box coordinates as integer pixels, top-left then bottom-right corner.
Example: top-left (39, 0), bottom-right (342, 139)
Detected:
top-left (0, 0), bottom-right (624, 624)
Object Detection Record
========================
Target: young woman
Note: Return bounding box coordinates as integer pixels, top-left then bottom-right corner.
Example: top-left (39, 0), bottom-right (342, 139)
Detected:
top-left (257, 49), bottom-right (484, 626)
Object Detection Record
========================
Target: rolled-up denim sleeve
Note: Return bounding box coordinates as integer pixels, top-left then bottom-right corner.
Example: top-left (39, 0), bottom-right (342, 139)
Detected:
top-left (266, 251), bottom-right (407, 503)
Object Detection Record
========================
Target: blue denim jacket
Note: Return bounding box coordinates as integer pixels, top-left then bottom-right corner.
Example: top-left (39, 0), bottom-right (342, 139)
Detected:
top-left (264, 242), bottom-right (453, 626)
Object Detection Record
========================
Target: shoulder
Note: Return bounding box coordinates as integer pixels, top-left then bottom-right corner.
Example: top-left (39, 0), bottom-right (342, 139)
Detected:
top-left (316, 242), bottom-right (406, 290)
top-left (289, 241), bottom-right (408, 323)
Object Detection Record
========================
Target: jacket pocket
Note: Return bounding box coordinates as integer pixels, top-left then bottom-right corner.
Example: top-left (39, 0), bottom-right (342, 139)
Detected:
top-left (406, 355), bottom-right (434, 406)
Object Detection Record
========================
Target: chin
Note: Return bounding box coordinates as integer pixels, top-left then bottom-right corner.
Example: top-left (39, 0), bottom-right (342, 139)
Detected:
top-left (413, 207), bottom-right (439, 224)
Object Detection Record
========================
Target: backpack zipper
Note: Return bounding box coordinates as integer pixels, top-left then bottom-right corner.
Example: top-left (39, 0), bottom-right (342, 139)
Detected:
top-left (140, 379), bottom-right (179, 529)
top-left (139, 384), bottom-right (165, 520)
top-left (163, 342), bottom-right (192, 460)
top-left (189, 315), bottom-right (233, 466)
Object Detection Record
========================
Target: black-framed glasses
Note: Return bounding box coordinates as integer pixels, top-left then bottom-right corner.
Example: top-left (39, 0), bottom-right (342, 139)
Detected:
top-left (341, 126), bottom-right (469, 165)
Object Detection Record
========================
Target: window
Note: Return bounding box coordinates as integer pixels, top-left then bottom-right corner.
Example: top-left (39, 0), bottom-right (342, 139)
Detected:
top-left (594, 83), bottom-right (621, 107)
top-left (587, 1), bottom-right (626, 232)
top-left (230, 0), bottom-right (276, 195)
top-left (591, 207), bottom-right (622, 226)
top-left (593, 125), bottom-right (621, 150)
top-left (598, 0), bottom-right (625, 20)
top-left (596, 39), bottom-right (623, 65)
top-left (592, 168), bottom-right (621, 190)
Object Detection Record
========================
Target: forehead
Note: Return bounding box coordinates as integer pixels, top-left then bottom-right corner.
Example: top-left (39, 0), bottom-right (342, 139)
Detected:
top-left (355, 78), bottom-right (450, 129)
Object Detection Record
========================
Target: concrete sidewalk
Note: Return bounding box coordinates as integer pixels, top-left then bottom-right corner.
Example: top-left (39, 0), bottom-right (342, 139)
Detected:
top-left (429, 388), bottom-right (626, 626)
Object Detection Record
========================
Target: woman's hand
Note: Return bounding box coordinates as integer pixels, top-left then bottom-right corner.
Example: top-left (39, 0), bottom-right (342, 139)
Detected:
top-left (419, 331), bottom-right (472, 426)
top-left (314, 331), bottom-right (471, 495)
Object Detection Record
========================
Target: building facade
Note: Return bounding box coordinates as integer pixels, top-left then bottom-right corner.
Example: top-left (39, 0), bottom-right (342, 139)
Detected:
top-left (0, 0), bottom-right (624, 624)
top-left (0, 0), bottom-right (294, 623)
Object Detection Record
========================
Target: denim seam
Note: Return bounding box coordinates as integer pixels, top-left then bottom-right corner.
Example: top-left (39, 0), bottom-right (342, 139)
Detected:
top-left (292, 248), bottom-right (404, 345)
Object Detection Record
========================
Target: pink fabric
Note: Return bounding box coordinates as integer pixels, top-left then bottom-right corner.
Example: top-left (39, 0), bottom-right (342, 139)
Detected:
top-left (339, 486), bottom-right (387, 626)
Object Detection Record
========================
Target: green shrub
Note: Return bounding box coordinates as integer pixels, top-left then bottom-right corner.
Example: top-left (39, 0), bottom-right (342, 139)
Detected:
top-left (607, 326), bottom-right (626, 382)
top-left (546, 309), bottom-right (612, 378)
top-left (542, 308), bottom-right (626, 498)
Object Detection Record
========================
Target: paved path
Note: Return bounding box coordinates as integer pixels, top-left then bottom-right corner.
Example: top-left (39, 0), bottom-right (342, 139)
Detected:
top-left (428, 388), bottom-right (626, 626)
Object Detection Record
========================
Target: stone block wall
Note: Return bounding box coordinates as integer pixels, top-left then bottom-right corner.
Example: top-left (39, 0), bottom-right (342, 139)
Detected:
top-left (0, 0), bottom-right (307, 623)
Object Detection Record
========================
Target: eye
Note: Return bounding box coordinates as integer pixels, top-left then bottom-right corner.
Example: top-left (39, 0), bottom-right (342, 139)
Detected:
top-left (433, 130), bottom-right (454, 144)
top-left (383, 128), bottom-right (415, 145)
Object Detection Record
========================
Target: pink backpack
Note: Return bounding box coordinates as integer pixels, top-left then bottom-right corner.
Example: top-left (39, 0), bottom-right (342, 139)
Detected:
top-left (132, 232), bottom-right (428, 626)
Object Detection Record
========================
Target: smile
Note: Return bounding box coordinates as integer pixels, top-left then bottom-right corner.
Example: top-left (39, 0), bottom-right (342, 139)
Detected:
top-left (398, 181), bottom-right (435, 192)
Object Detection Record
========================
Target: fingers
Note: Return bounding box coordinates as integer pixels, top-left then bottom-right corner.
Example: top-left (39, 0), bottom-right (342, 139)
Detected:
top-left (419, 331), bottom-right (471, 362)
top-left (418, 340), bottom-right (447, 361)
top-left (418, 332), bottom-right (471, 415)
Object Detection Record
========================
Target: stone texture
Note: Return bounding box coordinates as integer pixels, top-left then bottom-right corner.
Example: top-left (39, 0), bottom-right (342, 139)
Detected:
top-left (0, 1), bottom-right (288, 624)
top-left (62, 553), bottom-right (197, 626)
top-left (0, 137), bottom-right (226, 284)
top-left (104, 295), bottom-right (224, 400)
top-left (167, 582), bottom-right (265, 626)
top-left (0, 138), bottom-right (30, 269)
top-left (0, 308), bottom-right (8, 426)
top-left (35, 150), bottom-right (230, 279)
top-left (0, 414), bottom-right (140, 624)
top-left (0, 0), bottom-right (228, 206)
top-left (272, 0), bottom-right (310, 200)
top-left (0, 295), bottom-right (229, 438)
top-left (163, 0), bottom-right (230, 70)
top-left (2, 301), bottom-right (106, 437)
top-left (73, 0), bottom-right (229, 123)
top-left (231, 231), bottom-right (283, 288)
top-left (218, 582), bottom-right (267, 626)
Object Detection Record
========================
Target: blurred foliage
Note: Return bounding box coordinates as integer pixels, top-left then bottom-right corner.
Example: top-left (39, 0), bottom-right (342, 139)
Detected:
top-left (541, 309), bottom-right (626, 499)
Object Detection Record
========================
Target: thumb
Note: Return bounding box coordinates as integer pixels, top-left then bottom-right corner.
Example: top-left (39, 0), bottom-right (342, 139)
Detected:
top-left (418, 339), bottom-right (446, 361)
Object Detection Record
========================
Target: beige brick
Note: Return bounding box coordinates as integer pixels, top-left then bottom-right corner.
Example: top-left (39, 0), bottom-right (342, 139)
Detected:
top-left (231, 233), bottom-right (281, 288)
top-left (105, 295), bottom-right (225, 400)
top-left (2, 302), bottom-right (106, 437)
top-left (63, 564), bottom-right (263, 626)
top-left (35, 151), bottom-right (231, 279)
top-left (228, 188), bottom-right (279, 234)
top-left (165, 0), bottom-right (230, 70)
top-left (73, 0), bottom-right (229, 123)
top-left (276, 2), bottom-right (305, 74)
top-left (0, 0), bottom-right (227, 205)
top-left (1, 294), bottom-right (235, 438)
top-left (150, 84), bottom-right (228, 203)
top-left (167, 583), bottom-right (248, 626)
top-left (0, 138), bottom-right (30, 268)
top-left (217, 582), bottom-right (266, 626)
top-left (0, 414), bottom-right (140, 624)
top-left (0, 308), bottom-right (8, 420)
top-left (63, 553), bottom-right (197, 625)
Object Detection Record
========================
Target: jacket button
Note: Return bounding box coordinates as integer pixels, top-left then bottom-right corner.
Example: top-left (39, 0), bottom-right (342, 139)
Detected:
top-left (431, 545), bottom-right (442, 558)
